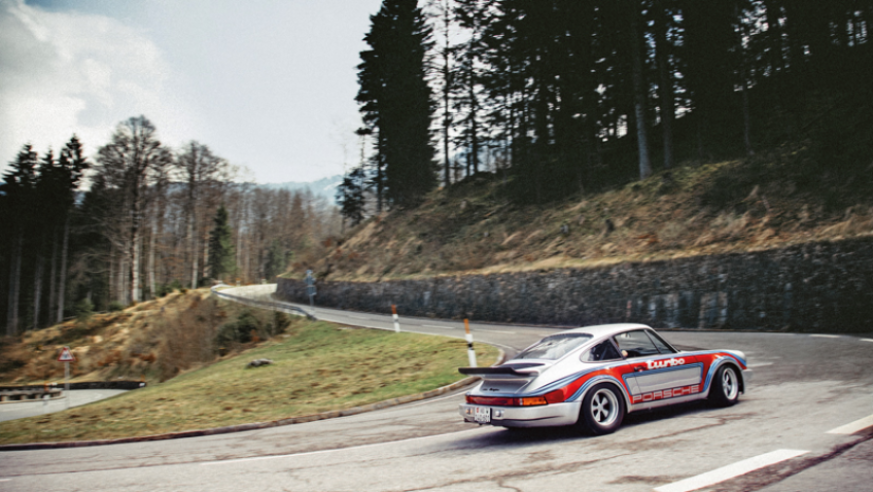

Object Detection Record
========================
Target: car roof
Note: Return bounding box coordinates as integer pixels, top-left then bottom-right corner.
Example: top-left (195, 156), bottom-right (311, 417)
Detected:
top-left (555, 323), bottom-right (653, 338)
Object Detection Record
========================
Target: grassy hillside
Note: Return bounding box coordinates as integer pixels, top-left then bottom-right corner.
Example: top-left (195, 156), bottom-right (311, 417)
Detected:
top-left (0, 319), bottom-right (497, 444)
top-left (302, 142), bottom-right (873, 282)
top-left (0, 289), bottom-right (291, 385)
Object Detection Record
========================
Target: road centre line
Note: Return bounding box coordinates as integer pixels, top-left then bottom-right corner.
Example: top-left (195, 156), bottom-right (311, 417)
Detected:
top-left (653, 449), bottom-right (809, 492)
top-left (809, 334), bottom-right (840, 339)
top-left (481, 329), bottom-right (516, 334)
top-left (861, 338), bottom-right (873, 343)
top-left (748, 362), bottom-right (773, 368)
top-left (347, 315), bottom-right (371, 320)
top-left (201, 428), bottom-right (485, 466)
top-left (422, 325), bottom-right (455, 329)
top-left (827, 414), bottom-right (873, 435)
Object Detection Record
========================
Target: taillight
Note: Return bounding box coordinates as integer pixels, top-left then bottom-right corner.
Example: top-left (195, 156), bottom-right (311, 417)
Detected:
top-left (543, 388), bottom-right (567, 404)
top-left (468, 387), bottom-right (569, 407)
top-left (520, 396), bottom-right (547, 406)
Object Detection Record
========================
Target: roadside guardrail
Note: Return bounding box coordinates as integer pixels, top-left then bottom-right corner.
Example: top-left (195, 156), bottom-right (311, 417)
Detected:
top-left (210, 285), bottom-right (315, 320)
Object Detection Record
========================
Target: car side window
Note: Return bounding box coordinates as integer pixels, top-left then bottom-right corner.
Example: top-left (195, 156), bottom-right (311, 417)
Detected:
top-left (614, 330), bottom-right (661, 358)
top-left (581, 340), bottom-right (623, 362)
top-left (645, 330), bottom-right (676, 354)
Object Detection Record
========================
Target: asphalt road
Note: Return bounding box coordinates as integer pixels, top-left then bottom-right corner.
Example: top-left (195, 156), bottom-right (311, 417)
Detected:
top-left (1, 285), bottom-right (871, 492)
top-left (0, 390), bottom-right (127, 423)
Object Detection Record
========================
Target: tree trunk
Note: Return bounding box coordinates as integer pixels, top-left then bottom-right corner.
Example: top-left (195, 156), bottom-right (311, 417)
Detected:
top-left (33, 249), bottom-right (44, 330)
top-left (148, 214), bottom-right (157, 299)
top-left (654, 0), bottom-right (675, 170)
top-left (742, 83), bottom-right (753, 156)
top-left (57, 216), bottom-right (70, 323)
top-left (108, 243), bottom-right (116, 306)
top-left (6, 233), bottom-right (23, 336)
top-left (119, 238), bottom-right (129, 305)
top-left (629, 2), bottom-right (652, 179)
top-left (202, 232), bottom-right (210, 281)
top-left (190, 231), bottom-right (199, 288)
top-left (131, 221), bottom-right (141, 303)
top-left (442, 0), bottom-right (452, 188)
top-left (48, 228), bottom-right (58, 321)
top-left (764, 0), bottom-right (785, 74)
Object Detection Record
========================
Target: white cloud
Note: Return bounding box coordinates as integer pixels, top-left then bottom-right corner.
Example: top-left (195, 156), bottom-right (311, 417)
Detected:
top-left (0, 0), bottom-right (192, 173)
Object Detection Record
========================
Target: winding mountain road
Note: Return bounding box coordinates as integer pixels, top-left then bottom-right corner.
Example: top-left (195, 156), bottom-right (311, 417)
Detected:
top-left (1, 285), bottom-right (871, 492)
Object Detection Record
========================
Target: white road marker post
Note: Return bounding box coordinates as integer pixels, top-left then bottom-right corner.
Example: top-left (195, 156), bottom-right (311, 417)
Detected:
top-left (464, 319), bottom-right (477, 368)
top-left (392, 304), bottom-right (401, 333)
top-left (57, 346), bottom-right (76, 410)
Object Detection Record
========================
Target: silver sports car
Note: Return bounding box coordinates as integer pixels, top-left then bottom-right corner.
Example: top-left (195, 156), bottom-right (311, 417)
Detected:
top-left (459, 323), bottom-right (751, 434)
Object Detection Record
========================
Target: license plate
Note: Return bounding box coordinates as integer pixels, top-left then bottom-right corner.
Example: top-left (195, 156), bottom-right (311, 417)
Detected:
top-left (473, 406), bottom-right (491, 423)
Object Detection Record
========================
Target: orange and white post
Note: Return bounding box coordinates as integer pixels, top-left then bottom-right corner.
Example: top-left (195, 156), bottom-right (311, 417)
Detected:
top-left (464, 319), bottom-right (477, 367)
top-left (392, 304), bottom-right (400, 333)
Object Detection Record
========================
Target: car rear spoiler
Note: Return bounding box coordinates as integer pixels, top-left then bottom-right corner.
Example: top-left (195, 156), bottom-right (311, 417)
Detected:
top-left (458, 364), bottom-right (542, 378)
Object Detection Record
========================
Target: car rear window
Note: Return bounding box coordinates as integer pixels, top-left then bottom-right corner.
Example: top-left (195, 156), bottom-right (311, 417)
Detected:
top-left (514, 333), bottom-right (593, 360)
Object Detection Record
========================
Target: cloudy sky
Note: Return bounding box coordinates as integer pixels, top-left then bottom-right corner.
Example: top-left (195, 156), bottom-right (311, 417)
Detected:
top-left (0, 0), bottom-right (384, 184)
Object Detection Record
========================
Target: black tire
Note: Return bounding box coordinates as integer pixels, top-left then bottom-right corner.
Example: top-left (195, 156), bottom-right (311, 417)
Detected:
top-left (578, 383), bottom-right (625, 435)
top-left (710, 365), bottom-right (740, 407)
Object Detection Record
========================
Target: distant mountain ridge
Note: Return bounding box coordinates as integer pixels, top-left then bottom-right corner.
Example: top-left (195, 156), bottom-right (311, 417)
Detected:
top-left (262, 175), bottom-right (343, 202)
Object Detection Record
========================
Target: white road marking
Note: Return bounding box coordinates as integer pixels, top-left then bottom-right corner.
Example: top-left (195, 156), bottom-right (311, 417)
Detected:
top-left (423, 325), bottom-right (454, 329)
top-left (201, 428), bottom-right (485, 466)
top-left (482, 329), bottom-right (516, 334)
top-left (809, 334), bottom-right (840, 339)
top-left (0, 479), bottom-right (11, 482)
top-left (347, 315), bottom-right (372, 320)
top-left (827, 414), bottom-right (873, 435)
top-left (653, 449), bottom-right (809, 492)
top-left (748, 362), bottom-right (773, 368)
top-left (861, 338), bottom-right (873, 343)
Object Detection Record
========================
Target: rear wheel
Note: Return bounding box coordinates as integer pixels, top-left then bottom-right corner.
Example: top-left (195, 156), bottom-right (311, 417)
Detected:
top-left (578, 383), bottom-right (625, 435)
top-left (710, 365), bottom-right (740, 407)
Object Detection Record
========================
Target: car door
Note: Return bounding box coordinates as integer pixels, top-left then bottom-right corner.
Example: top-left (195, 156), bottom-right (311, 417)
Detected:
top-left (614, 329), bottom-right (701, 403)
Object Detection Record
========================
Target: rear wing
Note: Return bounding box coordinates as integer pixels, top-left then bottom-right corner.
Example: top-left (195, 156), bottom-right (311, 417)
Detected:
top-left (458, 363), bottom-right (543, 378)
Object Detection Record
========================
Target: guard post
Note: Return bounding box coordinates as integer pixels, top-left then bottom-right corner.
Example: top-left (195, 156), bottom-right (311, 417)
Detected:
top-left (464, 319), bottom-right (477, 367)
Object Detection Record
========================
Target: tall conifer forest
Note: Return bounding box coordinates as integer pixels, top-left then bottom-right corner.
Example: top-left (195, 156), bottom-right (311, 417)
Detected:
top-left (343, 0), bottom-right (872, 214)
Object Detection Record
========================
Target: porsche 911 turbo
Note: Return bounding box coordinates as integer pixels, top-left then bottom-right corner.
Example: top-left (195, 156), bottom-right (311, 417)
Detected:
top-left (459, 323), bottom-right (751, 434)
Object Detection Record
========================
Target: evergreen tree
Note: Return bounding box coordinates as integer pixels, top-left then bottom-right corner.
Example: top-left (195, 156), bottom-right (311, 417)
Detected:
top-left (207, 205), bottom-right (236, 282)
top-left (336, 166), bottom-right (367, 227)
top-left (357, 0), bottom-right (437, 207)
top-left (2, 145), bottom-right (38, 335)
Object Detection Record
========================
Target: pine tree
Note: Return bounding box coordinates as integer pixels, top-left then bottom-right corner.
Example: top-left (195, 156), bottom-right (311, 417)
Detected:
top-left (208, 205), bottom-right (236, 282)
top-left (2, 145), bottom-right (38, 335)
top-left (357, 0), bottom-right (437, 207)
top-left (336, 166), bottom-right (367, 228)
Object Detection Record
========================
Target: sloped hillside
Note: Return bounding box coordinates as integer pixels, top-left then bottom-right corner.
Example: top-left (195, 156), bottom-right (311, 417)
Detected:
top-left (0, 289), bottom-right (289, 385)
top-left (301, 144), bottom-right (873, 282)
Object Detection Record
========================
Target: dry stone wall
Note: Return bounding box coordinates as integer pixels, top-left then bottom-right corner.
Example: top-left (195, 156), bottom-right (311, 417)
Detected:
top-left (277, 238), bottom-right (873, 332)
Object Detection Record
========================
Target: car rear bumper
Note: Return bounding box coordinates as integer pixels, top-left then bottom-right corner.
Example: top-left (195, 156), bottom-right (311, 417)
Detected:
top-left (459, 401), bottom-right (582, 428)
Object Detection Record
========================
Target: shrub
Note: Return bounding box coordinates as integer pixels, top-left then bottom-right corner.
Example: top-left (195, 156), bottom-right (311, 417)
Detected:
top-left (75, 299), bottom-right (94, 322)
top-left (216, 310), bottom-right (261, 345)
top-left (107, 301), bottom-right (125, 312)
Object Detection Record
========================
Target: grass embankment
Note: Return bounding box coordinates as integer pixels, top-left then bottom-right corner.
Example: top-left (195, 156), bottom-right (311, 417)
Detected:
top-left (0, 319), bottom-right (497, 445)
top-left (295, 148), bottom-right (873, 282)
top-left (0, 289), bottom-right (287, 385)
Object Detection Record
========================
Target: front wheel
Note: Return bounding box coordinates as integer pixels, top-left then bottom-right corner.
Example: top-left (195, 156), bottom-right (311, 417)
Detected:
top-left (710, 365), bottom-right (740, 407)
top-left (578, 383), bottom-right (625, 435)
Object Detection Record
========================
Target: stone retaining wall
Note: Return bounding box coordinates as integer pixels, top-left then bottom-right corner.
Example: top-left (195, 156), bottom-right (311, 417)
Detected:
top-left (277, 237), bottom-right (873, 332)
